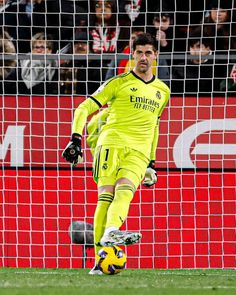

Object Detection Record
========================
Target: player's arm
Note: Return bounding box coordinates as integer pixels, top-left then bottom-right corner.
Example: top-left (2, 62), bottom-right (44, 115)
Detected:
top-left (62, 97), bottom-right (102, 167)
top-left (142, 119), bottom-right (159, 187)
top-left (150, 118), bottom-right (160, 164)
top-left (143, 86), bottom-right (170, 187)
top-left (62, 78), bottom-right (116, 167)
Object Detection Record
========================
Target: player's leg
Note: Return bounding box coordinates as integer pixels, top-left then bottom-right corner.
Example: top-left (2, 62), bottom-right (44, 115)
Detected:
top-left (100, 175), bottom-right (141, 246)
top-left (100, 148), bottom-right (149, 246)
top-left (89, 146), bottom-right (117, 275)
top-left (92, 146), bottom-right (119, 253)
top-left (105, 175), bottom-right (137, 231)
top-left (93, 185), bottom-right (114, 255)
top-left (89, 185), bottom-right (114, 275)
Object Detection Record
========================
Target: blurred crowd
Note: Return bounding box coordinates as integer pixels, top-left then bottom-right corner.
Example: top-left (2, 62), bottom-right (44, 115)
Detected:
top-left (0, 0), bottom-right (236, 96)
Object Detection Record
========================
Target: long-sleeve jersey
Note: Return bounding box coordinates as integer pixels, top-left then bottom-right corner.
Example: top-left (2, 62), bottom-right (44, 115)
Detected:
top-left (72, 70), bottom-right (170, 160)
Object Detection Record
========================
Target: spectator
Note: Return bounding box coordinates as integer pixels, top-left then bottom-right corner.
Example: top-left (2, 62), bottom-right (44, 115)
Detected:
top-left (31, 0), bottom-right (59, 41)
top-left (21, 32), bottom-right (59, 94)
top-left (171, 31), bottom-right (227, 95)
top-left (186, 0), bottom-right (236, 95)
top-left (0, 0), bottom-right (59, 53)
top-left (88, 0), bottom-right (124, 82)
top-left (7, 32), bottom-right (59, 95)
top-left (89, 0), bottom-right (119, 54)
top-left (118, 0), bottom-right (159, 29)
top-left (201, 0), bottom-right (236, 51)
top-left (0, 31), bottom-right (17, 94)
top-left (151, 12), bottom-right (173, 54)
top-left (173, 0), bottom-right (208, 26)
top-left (165, 0), bottom-right (215, 52)
top-left (60, 30), bottom-right (101, 95)
top-left (220, 64), bottom-right (236, 94)
top-left (58, 0), bottom-right (88, 47)
top-left (0, 0), bottom-right (32, 52)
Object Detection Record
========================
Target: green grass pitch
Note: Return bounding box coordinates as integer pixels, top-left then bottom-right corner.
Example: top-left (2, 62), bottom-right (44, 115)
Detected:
top-left (0, 268), bottom-right (235, 295)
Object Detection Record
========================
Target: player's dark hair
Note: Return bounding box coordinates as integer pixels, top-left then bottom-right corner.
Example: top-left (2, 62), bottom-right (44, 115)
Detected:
top-left (132, 33), bottom-right (157, 51)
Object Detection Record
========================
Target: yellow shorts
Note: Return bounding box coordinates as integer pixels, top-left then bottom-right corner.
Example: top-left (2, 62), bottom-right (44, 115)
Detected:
top-left (93, 145), bottom-right (149, 188)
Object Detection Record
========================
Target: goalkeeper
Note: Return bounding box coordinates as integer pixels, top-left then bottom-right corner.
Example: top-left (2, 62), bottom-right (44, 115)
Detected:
top-left (62, 33), bottom-right (170, 275)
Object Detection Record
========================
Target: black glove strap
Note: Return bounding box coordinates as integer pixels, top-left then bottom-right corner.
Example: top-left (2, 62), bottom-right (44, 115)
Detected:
top-left (148, 160), bottom-right (155, 169)
top-left (71, 133), bottom-right (82, 145)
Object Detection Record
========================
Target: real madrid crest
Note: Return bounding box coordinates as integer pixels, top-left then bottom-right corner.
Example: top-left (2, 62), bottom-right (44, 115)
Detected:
top-left (156, 91), bottom-right (161, 99)
top-left (102, 163), bottom-right (108, 170)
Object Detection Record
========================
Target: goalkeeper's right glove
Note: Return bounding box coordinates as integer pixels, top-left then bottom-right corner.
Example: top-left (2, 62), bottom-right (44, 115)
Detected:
top-left (142, 161), bottom-right (158, 187)
top-left (62, 133), bottom-right (83, 167)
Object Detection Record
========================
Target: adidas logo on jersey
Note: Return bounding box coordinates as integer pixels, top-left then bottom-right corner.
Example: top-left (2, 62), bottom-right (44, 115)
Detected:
top-left (130, 87), bottom-right (138, 92)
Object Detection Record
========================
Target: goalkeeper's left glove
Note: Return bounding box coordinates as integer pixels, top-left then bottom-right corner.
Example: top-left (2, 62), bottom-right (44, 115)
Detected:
top-left (142, 161), bottom-right (158, 187)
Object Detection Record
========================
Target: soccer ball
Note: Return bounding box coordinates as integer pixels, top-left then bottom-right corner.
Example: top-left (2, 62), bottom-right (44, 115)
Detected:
top-left (96, 246), bottom-right (127, 275)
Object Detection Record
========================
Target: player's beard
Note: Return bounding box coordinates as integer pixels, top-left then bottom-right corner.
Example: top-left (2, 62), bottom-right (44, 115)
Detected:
top-left (137, 61), bottom-right (150, 73)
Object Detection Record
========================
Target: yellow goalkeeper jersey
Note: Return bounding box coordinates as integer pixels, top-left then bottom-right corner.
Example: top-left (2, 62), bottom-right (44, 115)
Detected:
top-left (73, 71), bottom-right (170, 159)
top-left (93, 71), bottom-right (169, 158)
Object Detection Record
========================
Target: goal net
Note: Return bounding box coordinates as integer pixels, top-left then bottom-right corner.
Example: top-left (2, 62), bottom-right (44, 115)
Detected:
top-left (0, 0), bottom-right (235, 269)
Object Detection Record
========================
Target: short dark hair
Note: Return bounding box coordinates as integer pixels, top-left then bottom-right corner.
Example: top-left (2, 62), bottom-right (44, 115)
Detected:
top-left (189, 27), bottom-right (214, 50)
top-left (132, 33), bottom-right (156, 51)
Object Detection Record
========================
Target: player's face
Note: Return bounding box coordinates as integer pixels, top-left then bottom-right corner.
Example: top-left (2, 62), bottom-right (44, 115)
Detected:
top-left (133, 45), bottom-right (157, 74)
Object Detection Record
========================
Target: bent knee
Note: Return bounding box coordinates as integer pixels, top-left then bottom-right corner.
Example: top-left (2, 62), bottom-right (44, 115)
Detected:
top-left (116, 169), bottom-right (141, 189)
top-left (115, 177), bottom-right (135, 190)
top-left (98, 185), bottom-right (114, 195)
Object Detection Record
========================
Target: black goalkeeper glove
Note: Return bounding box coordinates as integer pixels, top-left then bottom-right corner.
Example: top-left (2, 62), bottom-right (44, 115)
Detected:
top-left (142, 161), bottom-right (158, 187)
top-left (62, 133), bottom-right (83, 167)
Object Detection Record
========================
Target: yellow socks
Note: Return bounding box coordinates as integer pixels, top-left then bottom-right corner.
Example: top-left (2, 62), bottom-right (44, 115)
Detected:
top-left (93, 192), bottom-right (113, 255)
top-left (105, 184), bottom-right (135, 229)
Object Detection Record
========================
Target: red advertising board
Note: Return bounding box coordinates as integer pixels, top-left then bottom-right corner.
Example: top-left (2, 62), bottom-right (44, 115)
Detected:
top-left (0, 96), bottom-right (235, 269)
top-left (0, 96), bottom-right (235, 168)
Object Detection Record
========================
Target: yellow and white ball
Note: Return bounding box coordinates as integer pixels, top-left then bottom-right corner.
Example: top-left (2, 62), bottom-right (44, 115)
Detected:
top-left (96, 246), bottom-right (127, 275)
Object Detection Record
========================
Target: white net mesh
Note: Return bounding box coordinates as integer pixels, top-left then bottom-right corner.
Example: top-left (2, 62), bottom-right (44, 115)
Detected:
top-left (0, 0), bottom-right (235, 269)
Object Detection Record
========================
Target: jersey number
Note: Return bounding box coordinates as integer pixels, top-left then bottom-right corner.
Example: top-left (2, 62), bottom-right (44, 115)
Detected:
top-left (104, 148), bottom-right (109, 162)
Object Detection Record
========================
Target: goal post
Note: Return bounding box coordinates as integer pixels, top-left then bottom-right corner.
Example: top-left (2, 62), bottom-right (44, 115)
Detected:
top-left (0, 0), bottom-right (236, 269)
